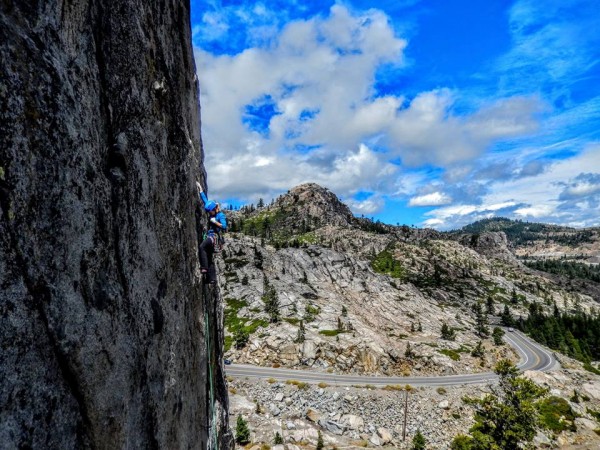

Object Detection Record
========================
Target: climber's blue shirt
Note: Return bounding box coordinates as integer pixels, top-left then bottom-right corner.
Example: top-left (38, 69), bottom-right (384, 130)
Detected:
top-left (213, 211), bottom-right (227, 232)
top-left (199, 191), bottom-right (227, 232)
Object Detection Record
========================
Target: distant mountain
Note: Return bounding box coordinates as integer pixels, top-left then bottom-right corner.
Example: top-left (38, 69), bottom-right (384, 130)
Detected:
top-left (457, 218), bottom-right (599, 255)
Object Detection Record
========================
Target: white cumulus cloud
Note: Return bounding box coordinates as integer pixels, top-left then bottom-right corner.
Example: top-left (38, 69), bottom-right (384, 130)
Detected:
top-left (194, 4), bottom-right (542, 204)
top-left (408, 192), bottom-right (452, 206)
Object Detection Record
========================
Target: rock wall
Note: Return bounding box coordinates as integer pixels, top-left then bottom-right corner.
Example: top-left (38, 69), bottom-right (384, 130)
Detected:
top-left (0, 1), bottom-right (231, 448)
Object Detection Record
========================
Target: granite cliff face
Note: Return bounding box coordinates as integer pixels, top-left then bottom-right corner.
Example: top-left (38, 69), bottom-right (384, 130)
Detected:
top-left (1, 2), bottom-right (231, 448)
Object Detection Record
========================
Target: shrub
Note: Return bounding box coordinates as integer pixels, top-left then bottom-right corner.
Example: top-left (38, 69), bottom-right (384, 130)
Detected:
top-left (441, 322), bottom-right (456, 340)
top-left (437, 387), bottom-right (447, 395)
top-left (372, 249), bottom-right (405, 279)
top-left (382, 385), bottom-right (404, 391)
top-left (471, 341), bottom-right (485, 358)
top-left (273, 432), bottom-right (283, 445)
top-left (439, 349), bottom-right (460, 361)
top-left (537, 396), bottom-right (577, 432)
top-left (450, 434), bottom-right (473, 449)
top-left (235, 415), bottom-right (250, 445)
top-left (412, 430), bottom-right (426, 450)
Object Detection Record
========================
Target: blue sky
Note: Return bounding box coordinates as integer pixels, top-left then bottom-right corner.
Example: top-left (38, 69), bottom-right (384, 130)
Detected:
top-left (191, 0), bottom-right (600, 229)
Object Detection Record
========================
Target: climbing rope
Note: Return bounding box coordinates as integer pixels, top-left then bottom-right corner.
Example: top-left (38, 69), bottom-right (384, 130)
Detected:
top-left (203, 281), bottom-right (219, 449)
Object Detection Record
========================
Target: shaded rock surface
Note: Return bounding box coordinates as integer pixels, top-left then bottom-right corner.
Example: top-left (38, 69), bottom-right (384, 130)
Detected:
top-left (1, 2), bottom-right (231, 448)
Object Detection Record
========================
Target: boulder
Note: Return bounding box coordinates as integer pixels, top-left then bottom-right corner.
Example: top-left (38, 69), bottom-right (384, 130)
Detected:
top-left (582, 382), bottom-right (600, 401)
top-left (575, 418), bottom-right (599, 430)
top-left (318, 419), bottom-right (345, 435)
top-left (533, 431), bottom-right (552, 448)
top-left (270, 404), bottom-right (281, 416)
top-left (306, 408), bottom-right (322, 423)
top-left (377, 427), bottom-right (393, 445)
top-left (369, 433), bottom-right (382, 446)
top-left (341, 414), bottom-right (364, 431)
top-left (438, 400), bottom-right (450, 410)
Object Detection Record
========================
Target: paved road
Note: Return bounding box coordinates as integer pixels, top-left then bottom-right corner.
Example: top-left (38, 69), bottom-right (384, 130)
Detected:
top-left (225, 330), bottom-right (556, 387)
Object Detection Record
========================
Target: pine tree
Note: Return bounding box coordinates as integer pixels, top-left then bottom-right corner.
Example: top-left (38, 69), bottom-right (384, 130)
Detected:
top-left (501, 304), bottom-right (514, 327)
top-left (405, 342), bottom-right (414, 359)
top-left (486, 296), bottom-right (495, 315)
top-left (412, 429), bottom-right (426, 450)
top-left (471, 340), bottom-right (485, 357)
top-left (274, 431), bottom-right (283, 445)
top-left (337, 316), bottom-right (343, 332)
top-left (411, 322), bottom-right (415, 333)
top-left (295, 320), bottom-right (305, 343)
top-left (473, 302), bottom-right (489, 337)
top-left (441, 322), bottom-right (456, 340)
top-left (233, 327), bottom-right (249, 349)
top-left (235, 415), bottom-right (251, 445)
top-left (418, 320), bottom-right (423, 332)
top-left (341, 305), bottom-right (348, 317)
top-left (262, 278), bottom-right (280, 323)
top-left (511, 288), bottom-right (519, 304)
top-left (316, 430), bottom-right (324, 450)
top-left (451, 360), bottom-right (547, 449)
top-left (492, 327), bottom-right (505, 346)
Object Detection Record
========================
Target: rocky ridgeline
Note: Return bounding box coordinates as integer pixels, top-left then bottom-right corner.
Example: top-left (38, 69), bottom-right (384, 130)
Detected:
top-left (227, 363), bottom-right (600, 449)
top-left (218, 184), bottom-right (598, 376)
top-left (458, 217), bottom-right (600, 262)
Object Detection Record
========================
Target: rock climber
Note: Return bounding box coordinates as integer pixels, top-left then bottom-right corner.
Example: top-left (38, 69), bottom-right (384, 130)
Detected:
top-left (196, 181), bottom-right (227, 283)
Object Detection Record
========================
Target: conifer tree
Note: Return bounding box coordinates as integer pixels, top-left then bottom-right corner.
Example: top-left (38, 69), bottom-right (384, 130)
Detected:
top-left (412, 429), bottom-right (426, 450)
top-left (274, 432), bottom-right (283, 445)
top-left (235, 415), bottom-right (251, 445)
top-left (441, 322), bottom-right (456, 340)
top-left (295, 320), bottom-right (305, 343)
top-left (316, 430), bottom-right (324, 450)
top-left (337, 316), bottom-right (343, 332)
top-left (492, 327), bottom-right (505, 346)
top-left (471, 340), bottom-right (485, 358)
top-left (473, 302), bottom-right (489, 337)
top-left (451, 360), bottom-right (546, 449)
top-left (262, 277), bottom-right (280, 323)
top-left (501, 304), bottom-right (514, 327)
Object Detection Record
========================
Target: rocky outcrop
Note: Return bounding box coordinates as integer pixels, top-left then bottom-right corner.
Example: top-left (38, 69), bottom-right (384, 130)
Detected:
top-left (1, 2), bottom-right (231, 448)
top-left (276, 183), bottom-right (356, 228)
top-left (458, 231), bottom-right (518, 263)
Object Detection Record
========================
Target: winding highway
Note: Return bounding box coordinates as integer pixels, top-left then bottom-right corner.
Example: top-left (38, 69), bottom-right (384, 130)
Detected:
top-left (225, 330), bottom-right (556, 387)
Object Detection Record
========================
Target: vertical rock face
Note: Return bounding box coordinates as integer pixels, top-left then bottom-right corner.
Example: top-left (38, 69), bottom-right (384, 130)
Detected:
top-left (1, 1), bottom-right (231, 448)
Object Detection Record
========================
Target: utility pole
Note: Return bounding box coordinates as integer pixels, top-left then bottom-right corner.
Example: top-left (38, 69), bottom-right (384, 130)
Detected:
top-left (402, 389), bottom-right (408, 441)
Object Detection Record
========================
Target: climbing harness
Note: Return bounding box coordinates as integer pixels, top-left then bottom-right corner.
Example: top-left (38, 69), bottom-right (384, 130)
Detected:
top-left (203, 231), bottom-right (225, 253)
top-left (203, 281), bottom-right (219, 449)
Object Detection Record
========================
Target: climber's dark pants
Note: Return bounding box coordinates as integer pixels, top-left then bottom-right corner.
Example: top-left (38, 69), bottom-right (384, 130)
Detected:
top-left (199, 236), bottom-right (216, 282)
